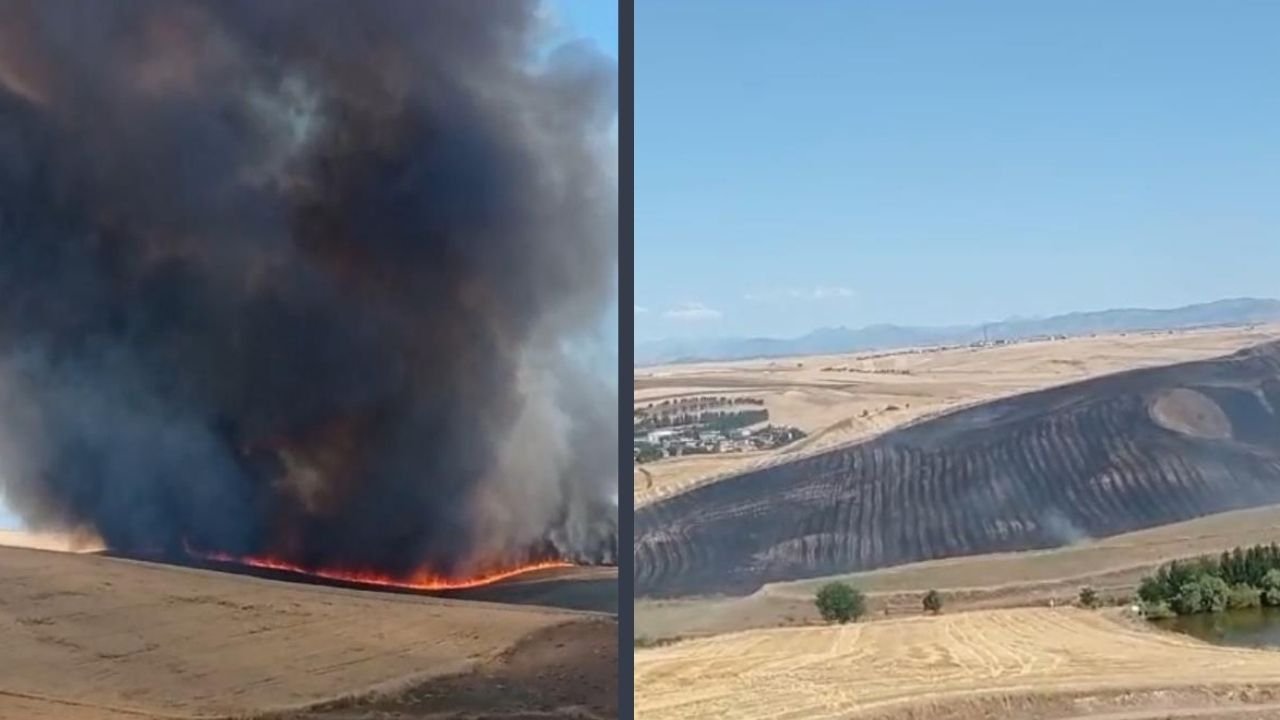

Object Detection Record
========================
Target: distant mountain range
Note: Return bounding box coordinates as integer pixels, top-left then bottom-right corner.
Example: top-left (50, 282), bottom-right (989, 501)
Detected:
top-left (635, 297), bottom-right (1280, 366)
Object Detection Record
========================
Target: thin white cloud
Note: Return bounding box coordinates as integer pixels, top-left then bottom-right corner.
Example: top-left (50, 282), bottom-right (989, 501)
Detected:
top-left (664, 301), bottom-right (722, 321)
top-left (744, 286), bottom-right (855, 302)
top-left (809, 286), bottom-right (854, 299)
top-left (634, 305), bottom-right (648, 314)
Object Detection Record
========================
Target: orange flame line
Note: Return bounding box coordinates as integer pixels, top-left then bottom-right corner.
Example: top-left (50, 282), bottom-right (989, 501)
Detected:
top-left (191, 550), bottom-right (574, 591)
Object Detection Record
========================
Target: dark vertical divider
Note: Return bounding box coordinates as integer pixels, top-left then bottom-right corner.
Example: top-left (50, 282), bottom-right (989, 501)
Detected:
top-left (618, 0), bottom-right (635, 716)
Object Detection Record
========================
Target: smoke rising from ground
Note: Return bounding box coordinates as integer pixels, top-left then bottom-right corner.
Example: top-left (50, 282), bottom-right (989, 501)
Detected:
top-left (0, 0), bottom-right (617, 577)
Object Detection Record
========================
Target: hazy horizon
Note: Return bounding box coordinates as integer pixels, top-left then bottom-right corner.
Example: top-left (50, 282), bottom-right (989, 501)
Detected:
top-left (638, 295), bottom-right (1280, 344)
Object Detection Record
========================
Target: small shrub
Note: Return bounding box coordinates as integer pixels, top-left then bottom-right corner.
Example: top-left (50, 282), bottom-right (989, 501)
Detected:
top-left (1141, 601), bottom-right (1176, 620)
top-left (1078, 586), bottom-right (1100, 609)
top-left (922, 589), bottom-right (943, 615)
top-left (634, 635), bottom-right (683, 649)
top-left (1228, 584), bottom-right (1263, 610)
top-left (815, 582), bottom-right (866, 624)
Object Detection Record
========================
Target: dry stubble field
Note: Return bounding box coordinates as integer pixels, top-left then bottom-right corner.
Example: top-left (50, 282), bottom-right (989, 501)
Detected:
top-left (634, 325), bottom-right (1280, 507)
top-left (635, 606), bottom-right (1280, 720)
top-left (0, 543), bottom-right (616, 720)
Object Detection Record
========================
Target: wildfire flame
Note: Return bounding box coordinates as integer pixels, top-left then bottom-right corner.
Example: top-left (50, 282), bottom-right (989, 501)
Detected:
top-left (188, 549), bottom-right (575, 591)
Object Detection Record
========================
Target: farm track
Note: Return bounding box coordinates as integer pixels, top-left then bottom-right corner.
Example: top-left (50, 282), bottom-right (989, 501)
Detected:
top-left (635, 341), bottom-right (1280, 597)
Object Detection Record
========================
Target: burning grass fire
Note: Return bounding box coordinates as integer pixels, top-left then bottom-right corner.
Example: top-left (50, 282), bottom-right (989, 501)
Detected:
top-left (190, 549), bottom-right (576, 591)
top-left (0, 0), bottom-right (618, 580)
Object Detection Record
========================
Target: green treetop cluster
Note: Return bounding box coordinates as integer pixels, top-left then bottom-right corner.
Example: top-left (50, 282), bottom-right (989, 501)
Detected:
top-left (1138, 543), bottom-right (1280, 618)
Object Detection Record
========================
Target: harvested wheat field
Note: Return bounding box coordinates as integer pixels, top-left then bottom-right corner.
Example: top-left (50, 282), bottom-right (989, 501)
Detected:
top-left (635, 607), bottom-right (1280, 720)
top-left (0, 545), bottom-right (616, 720)
top-left (634, 325), bottom-right (1280, 506)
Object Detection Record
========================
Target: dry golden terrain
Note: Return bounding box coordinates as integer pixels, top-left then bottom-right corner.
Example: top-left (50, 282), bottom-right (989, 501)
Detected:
top-left (634, 325), bottom-right (1280, 506)
top-left (0, 544), bottom-right (615, 720)
top-left (636, 503), bottom-right (1280, 641)
top-left (634, 606), bottom-right (1280, 720)
top-left (0, 529), bottom-right (104, 553)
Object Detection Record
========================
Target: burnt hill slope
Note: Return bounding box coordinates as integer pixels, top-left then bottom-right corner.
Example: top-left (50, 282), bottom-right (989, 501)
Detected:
top-left (635, 340), bottom-right (1280, 597)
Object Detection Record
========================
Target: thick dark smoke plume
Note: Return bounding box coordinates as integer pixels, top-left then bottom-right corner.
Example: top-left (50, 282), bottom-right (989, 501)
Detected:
top-left (0, 0), bottom-right (618, 577)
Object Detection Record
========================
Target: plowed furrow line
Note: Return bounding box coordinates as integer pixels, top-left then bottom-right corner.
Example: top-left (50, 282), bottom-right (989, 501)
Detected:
top-left (853, 447), bottom-right (872, 569)
top-left (905, 446), bottom-right (933, 564)
top-left (936, 451), bottom-right (961, 557)
top-left (1025, 419), bottom-right (1066, 536)
top-left (1006, 426), bottom-right (1050, 545)
top-left (1056, 411), bottom-right (1108, 530)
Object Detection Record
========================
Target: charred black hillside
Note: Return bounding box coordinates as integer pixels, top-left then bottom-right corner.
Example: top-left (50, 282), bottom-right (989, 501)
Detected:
top-left (635, 341), bottom-right (1280, 597)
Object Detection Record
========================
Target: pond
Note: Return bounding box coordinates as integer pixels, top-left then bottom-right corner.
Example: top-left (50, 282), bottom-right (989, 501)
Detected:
top-left (1153, 606), bottom-right (1280, 649)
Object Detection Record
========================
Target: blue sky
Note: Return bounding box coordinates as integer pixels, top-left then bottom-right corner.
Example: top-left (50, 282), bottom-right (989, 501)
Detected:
top-left (637, 0), bottom-right (1280, 342)
top-left (548, 0), bottom-right (617, 59)
top-left (0, 0), bottom-right (618, 532)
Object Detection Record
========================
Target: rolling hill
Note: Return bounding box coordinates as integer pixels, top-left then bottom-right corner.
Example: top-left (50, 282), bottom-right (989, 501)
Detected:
top-left (634, 339), bottom-right (1280, 597)
top-left (635, 297), bottom-right (1280, 366)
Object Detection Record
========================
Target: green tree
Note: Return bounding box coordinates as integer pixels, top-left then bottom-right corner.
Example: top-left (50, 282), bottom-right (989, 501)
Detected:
top-left (1245, 546), bottom-right (1265, 585)
top-left (1172, 574), bottom-right (1229, 615)
top-left (1228, 584), bottom-right (1262, 610)
top-left (1197, 574), bottom-right (1230, 613)
top-left (1262, 569), bottom-right (1280, 607)
top-left (1227, 546), bottom-right (1247, 585)
top-left (815, 583), bottom-right (866, 624)
top-left (1159, 560), bottom-right (1195, 601)
top-left (1136, 575), bottom-right (1164, 604)
top-left (1078, 586), bottom-right (1100, 609)
top-left (922, 589), bottom-right (943, 615)
top-left (1171, 581), bottom-right (1203, 615)
top-left (634, 443), bottom-right (663, 464)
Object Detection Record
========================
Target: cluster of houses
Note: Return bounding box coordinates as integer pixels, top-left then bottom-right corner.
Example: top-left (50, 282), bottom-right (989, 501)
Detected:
top-left (633, 422), bottom-right (806, 464)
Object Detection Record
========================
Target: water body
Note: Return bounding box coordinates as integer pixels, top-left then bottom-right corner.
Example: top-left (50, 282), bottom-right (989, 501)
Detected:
top-left (1154, 607), bottom-right (1280, 649)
